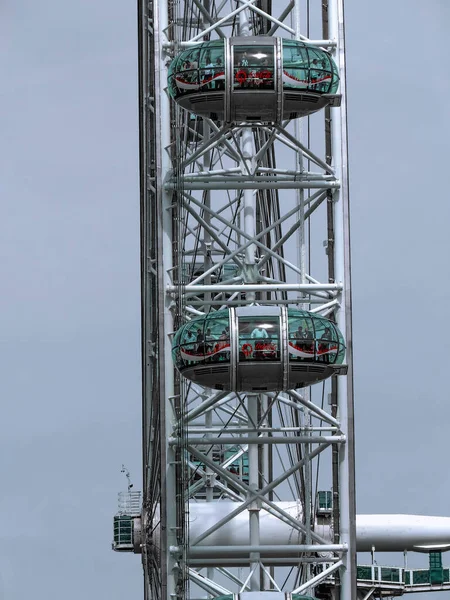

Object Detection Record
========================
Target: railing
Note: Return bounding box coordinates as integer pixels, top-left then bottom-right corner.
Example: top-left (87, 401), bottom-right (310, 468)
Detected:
top-left (117, 491), bottom-right (142, 516)
top-left (316, 562), bottom-right (450, 590)
top-left (356, 564), bottom-right (450, 588)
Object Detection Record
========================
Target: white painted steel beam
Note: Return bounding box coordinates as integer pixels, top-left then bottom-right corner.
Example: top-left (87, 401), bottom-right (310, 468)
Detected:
top-left (187, 557), bottom-right (341, 566)
top-left (166, 180), bottom-right (340, 190)
top-left (292, 561), bottom-right (344, 594)
top-left (171, 435), bottom-right (345, 445)
top-left (168, 283), bottom-right (342, 293)
top-left (183, 545), bottom-right (347, 555)
top-left (328, 0), bottom-right (357, 597)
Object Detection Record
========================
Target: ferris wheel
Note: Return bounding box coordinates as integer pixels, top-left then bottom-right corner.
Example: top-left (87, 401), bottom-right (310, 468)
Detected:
top-left (108, 3), bottom-right (450, 599)
top-left (136, 0), bottom-right (355, 599)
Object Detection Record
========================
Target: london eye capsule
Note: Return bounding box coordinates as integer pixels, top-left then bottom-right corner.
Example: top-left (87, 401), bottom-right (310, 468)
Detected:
top-left (167, 37), bottom-right (340, 122)
top-left (172, 307), bottom-right (346, 392)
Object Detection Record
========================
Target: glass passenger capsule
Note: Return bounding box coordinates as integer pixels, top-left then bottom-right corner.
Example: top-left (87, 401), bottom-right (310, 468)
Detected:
top-left (172, 307), bottom-right (346, 392)
top-left (168, 37), bottom-right (340, 122)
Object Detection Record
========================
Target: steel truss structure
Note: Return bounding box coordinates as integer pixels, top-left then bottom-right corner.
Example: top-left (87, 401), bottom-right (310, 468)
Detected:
top-left (138, 0), bottom-right (356, 599)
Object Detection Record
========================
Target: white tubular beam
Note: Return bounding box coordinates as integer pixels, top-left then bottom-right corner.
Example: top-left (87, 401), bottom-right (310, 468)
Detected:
top-left (179, 126), bottom-right (232, 169)
top-left (176, 39), bottom-right (336, 47)
top-left (292, 560), bottom-right (344, 594)
top-left (329, 0), bottom-right (357, 598)
top-left (248, 398), bottom-right (260, 590)
top-left (178, 174), bottom-right (337, 184)
top-left (153, 0), bottom-right (178, 598)
top-left (243, 2), bottom-right (295, 35)
top-left (217, 567), bottom-right (251, 591)
top-left (188, 569), bottom-right (232, 596)
top-left (172, 435), bottom-right (345, 445)
top-left (241, 125), bottom-right (257, 300)
top-left (188, 558), bottom-right (341, 566)
top-left (185, 545), bottom-right (346, 555)
top-left (166, 180), bottom-right (339, 190)
top-left (240, 564), bottom-right (259, 593)
top-left (288, 390), bottom-right (341, 427)
top-left (214, 479), bottom-right (245, 502)
top-left (186, 427), bottom-right (338, 434)
top-left (189, 0), bottom-right (257, 41)
top-left (275, 126), bottom-right (336, 176)
top-left (238, 27), bottom-right (260, 565)
top-left (178, 171), bottom-right (337, 182)
top-left (180, 390), bottom-right (231, 424)
top-left (192, 0), bottom-right (227, 38)
top-left (169, 283), bottom-right (342, 293)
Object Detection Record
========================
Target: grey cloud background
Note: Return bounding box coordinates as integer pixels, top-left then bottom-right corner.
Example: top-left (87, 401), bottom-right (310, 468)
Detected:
top-left (1, 1), bottom-right (143, 598)
top-left (0, 0), bottom-right (448, 598)
top-left (348, 1), bottom-right (450, 597)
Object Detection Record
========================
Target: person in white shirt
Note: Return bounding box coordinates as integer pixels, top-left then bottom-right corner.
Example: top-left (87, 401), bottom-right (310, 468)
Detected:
top-left (250, 326), bottom-right (268, 339)
top-left (240, 51), bottom-right (249, 67)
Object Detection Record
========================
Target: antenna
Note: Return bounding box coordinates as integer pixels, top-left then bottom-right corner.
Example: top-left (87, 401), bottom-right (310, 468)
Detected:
top-left (121, 464), bottom-right (133, 491)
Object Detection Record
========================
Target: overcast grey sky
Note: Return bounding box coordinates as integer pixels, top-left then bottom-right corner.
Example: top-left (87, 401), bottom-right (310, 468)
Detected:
top-left (348, 1), bottom-right (450, 597)
top-left (0, 1), bottom-right (449, 599)
top-left (1, 1), bottom-right (143, 598)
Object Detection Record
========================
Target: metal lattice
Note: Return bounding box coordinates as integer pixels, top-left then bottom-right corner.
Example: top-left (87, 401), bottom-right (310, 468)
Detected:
top-left (138, 1), bottom-right (356, 599)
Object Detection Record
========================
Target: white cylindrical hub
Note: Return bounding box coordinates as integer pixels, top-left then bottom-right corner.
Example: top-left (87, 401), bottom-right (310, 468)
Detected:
top-left (150, 502), bottom-right (450, 562)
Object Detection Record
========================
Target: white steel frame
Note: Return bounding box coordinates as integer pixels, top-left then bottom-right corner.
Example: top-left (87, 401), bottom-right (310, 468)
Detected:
top-left (138, 0), bottom-right (356, 599)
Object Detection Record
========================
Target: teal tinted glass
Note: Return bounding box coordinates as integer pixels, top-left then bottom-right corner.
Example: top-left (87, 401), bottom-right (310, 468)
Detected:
top-left (168, 41), bottom-right (225, 98)
top-left (288, 313), bottom-right (316, 361)
top-left (430, 553), bottom-right (443, 569)
top-left (287, 309), bottom-right (345, 364)
top-left (357, 566), bottom-right (373, 580)
top-left (173, 308), bottom-right (344, 369)
top-left (233, 45), bottom-right (275, 90)
top-left (224, 446), bottom-right (249, 479)
top-left (237, 315), bottom-right (280, 362)
top-left (282, 40), bottom-right (339, 94)
top-left (173, 309), bottom-right (230, 368)
top-left (203, 312), bottom-right (231, 359)
top-left (381, 567), bottom-right (401, 582)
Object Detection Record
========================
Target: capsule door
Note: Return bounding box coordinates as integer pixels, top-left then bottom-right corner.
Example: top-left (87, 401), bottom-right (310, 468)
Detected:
top-left (235, 310), bottom-right (282, 391)
top-left (229, 38), bottom-right (280, 122)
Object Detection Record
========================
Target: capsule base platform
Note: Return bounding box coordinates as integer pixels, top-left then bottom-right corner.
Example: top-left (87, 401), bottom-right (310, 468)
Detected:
top-left (177, 89), bottom-right (341, 122)
top-left (181, 361), bottom-right (341, 392)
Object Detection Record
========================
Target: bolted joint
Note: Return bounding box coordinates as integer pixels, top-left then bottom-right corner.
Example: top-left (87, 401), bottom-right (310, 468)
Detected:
top-left (204, 473), bottom-right (216, 488)
top-left (169, 545), bottom-right (182, 557)
top-left (247, 494), bottom-right (262, 511)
